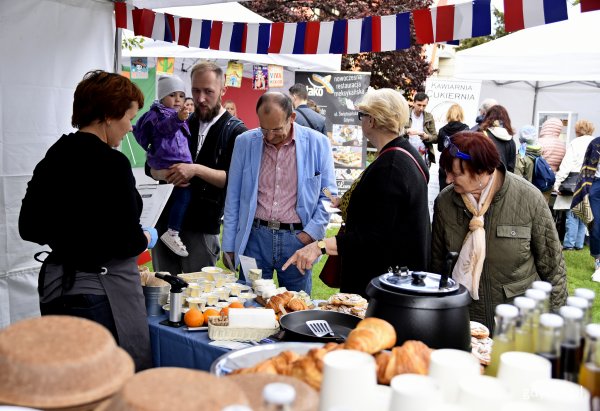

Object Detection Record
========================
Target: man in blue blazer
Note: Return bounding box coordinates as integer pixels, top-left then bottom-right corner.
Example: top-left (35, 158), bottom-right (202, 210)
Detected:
top-left (222, 92), bottom-right (336, 293)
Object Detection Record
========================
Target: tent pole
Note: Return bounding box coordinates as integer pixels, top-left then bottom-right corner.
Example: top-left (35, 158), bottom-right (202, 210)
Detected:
top-left (114, 26), bottom-right (122, 74)
top-left (531, 81), bottom-right (539, 124)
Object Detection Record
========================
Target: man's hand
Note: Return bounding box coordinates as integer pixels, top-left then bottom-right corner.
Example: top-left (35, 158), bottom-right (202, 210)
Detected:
top-left (165, 163), bottom-right (197, 187)
top-left (406, 128), bottom-right (420, 136)
top-left (296, 231), bottom-right (314, 245)
top-left (282, 241), bottom-right (321, 274)
top-left (420, 132), bottom-right (428, 141)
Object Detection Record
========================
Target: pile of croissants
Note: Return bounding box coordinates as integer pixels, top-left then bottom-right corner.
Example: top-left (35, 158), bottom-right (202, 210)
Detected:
top-left (266, 291), bottom-right (309, 314)
top-left (229, 317), bottom-right (432, 389)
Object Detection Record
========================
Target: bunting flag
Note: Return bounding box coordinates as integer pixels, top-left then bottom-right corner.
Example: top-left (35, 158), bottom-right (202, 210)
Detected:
top-left (504, 0), bottom-right (568, 33)
top-left (580, 0), bottom-right (600, 12)
top-left (114, 1), bottom-right (576, 55)
top-left (413, 0), bottom-right (492, 44)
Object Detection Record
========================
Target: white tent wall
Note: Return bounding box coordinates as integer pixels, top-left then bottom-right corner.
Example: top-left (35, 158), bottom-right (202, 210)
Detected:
top-left (0, 0), bottom-right (115, 327)
top-left (477, 81), bottom-right (600, 137)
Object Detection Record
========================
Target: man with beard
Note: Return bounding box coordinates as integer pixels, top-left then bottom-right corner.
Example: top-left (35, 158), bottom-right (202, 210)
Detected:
top-left (147, 62), bottom-right (247, 273)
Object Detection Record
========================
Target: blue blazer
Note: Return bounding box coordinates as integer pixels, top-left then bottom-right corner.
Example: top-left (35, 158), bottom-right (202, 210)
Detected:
top-left (222, 123), bottom-right (337, 264)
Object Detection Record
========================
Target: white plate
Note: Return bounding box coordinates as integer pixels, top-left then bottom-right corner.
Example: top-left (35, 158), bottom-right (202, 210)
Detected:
top-left (162, 304), bottom-right (189, 313)
top-left (210, 342), bottom-right (323, 376)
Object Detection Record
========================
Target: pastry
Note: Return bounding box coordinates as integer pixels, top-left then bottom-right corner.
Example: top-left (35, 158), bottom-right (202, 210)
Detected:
top-left (287, 297), bottom-right (308, 312)
top-left (345, 317), bottom-right (397, 354)
top-left (470, 321), bottom-right (490, 339)
top-left (378, 340), bottom-right (432, 385)
top-left (328, 293), bottom-right (368, 307)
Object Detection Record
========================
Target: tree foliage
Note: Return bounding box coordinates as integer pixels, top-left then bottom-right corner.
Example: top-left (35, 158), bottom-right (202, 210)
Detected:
top-left (456, 8), bottom-right (506, 51)
top-left (245, 0), bottom-right (433, 98)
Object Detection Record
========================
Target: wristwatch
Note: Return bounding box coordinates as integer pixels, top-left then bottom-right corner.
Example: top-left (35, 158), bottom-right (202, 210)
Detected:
top-left (317, 239), bottom-right (327, 255)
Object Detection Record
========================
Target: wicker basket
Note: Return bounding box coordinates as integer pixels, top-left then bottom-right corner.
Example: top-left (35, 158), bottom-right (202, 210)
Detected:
top-left (207, 317), bottom-right (279, 342)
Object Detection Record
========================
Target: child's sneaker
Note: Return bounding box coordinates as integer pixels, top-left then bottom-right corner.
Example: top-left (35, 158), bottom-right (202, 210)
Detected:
top-left (160, 230), bottom-right (188, 257)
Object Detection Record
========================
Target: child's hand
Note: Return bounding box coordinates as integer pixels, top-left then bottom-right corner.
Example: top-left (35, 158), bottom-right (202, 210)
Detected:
top-left (178, 106), bottom-right (189, 121)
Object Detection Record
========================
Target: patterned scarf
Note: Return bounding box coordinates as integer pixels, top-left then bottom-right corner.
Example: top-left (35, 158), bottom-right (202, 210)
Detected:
top-left (452, 171), bottom-right (498, 299)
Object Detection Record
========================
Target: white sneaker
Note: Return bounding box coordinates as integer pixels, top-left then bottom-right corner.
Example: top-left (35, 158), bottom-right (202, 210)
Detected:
top-left (592, 269), bottom-right (600, 283)
top-left (160, 232), bottom-right (189, 257)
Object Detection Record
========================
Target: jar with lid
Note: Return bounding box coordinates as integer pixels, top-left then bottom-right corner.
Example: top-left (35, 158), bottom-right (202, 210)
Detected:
top-left (263, 383), bottom-right (296, 411)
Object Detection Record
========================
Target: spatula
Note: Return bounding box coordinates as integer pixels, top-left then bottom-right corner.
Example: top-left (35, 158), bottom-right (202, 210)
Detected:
top-left (306, 320), bottom-right (335, 337)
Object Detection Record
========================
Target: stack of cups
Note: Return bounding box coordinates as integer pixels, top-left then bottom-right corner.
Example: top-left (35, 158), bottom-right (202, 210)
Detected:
top-left (496, 352), bottom-right (552, 400)
top-left (319, 350), bottom-right (377, 411)
top-left (428, 349), bottom-right (481, 403)
top-left (527, 379), bottom-right (591, 411)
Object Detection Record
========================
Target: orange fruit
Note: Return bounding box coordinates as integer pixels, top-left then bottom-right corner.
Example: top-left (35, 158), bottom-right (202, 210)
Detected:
top-left (229, 301), bottom-right (244, 309)
top-left (220, 307), bottom-right (229, 317)
top-left (203, 308), bottom-right (220, 324)
top-left (184, 308), bottom-right (204, 327)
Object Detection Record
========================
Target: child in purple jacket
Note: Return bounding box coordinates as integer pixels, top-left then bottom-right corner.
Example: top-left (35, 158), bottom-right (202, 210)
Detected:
top-left (133, 76), bottom-right (192, 257)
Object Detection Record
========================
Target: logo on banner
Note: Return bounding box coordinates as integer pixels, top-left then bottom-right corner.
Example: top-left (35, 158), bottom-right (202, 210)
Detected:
top-left (307, 74), bottom-right (335, 96)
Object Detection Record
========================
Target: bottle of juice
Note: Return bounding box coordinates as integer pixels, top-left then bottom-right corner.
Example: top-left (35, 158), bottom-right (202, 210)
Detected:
top-left (525, 288), bottom-right (547, 353)
top-left (514, 296), bottom-right (536, 353)
top-left (558, 306), bottom-right (584, 383)
top-left (567, 296), bottom-right (592, 326)
top-left (579, 323), bottom-right (600, 411)
top-left (574, 288), bottom-right (596, 315)
top-left (531, 281), bottom-right (552, 312)
top-left (536, 313), bottom-right (564, 379)
top-left (485, 304), bottom-right (519, 377)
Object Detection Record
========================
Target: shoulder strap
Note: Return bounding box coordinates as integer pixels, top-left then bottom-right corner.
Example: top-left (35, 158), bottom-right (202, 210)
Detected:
top-left (296, 108), bottom-right (316, 130)
top-left (216, 116), bottom-right (244, 163)
top-left (380, 146), bottom-right (428, 184)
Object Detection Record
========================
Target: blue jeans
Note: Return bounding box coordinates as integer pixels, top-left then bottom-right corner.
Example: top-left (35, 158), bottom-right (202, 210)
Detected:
top-left (168, 186), bottom-right (191, 232)
top-left (588, 180), bottom-right (600, 257)
top-left (563, 210), bottom-right (586, 249)
top-left (243, 224), bottom-right (312, 293)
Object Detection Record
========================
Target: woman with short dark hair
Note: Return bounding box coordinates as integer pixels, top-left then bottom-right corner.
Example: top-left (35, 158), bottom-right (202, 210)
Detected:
top-left (19, 70), bottom-right (156, 371)
top-left (432, 131), bottom-right (567, 331)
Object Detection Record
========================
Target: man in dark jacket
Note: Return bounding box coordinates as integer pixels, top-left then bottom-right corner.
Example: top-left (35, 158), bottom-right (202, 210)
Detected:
top-left (146, 62), bottom-right (247, 274)
top-left (289, 83), bottom-right (327, 135)
top-left (405, 92), bottom-right (437, 167)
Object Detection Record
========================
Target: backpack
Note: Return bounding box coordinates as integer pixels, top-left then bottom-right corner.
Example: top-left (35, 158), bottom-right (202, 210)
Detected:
top-left (530, 155), bottom-right (556, 192)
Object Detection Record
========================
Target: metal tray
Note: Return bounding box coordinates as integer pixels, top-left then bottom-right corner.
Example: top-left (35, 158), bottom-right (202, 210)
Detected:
top-left (210, 342), bottom-right (323, 376)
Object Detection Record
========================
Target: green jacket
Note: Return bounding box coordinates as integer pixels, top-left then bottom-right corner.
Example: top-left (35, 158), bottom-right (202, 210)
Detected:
top-left (515, 145), bottom-right (542, 182)
top-left (405, 110), bottom-right (438, 164)
top-left (431, 169), bottom-right (567, 331)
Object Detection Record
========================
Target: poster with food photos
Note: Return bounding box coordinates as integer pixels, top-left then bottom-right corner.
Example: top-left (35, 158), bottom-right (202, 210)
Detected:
top-left (295, 71), bottom-right (371, 194)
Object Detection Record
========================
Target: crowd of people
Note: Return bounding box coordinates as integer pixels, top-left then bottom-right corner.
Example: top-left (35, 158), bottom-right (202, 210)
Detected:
top-left (18, 66), bottom-right (596, 358)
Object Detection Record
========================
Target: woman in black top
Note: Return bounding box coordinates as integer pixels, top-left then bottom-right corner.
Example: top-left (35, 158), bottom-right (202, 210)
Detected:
top-left (19, 70), bottom-right (156, 371)
top-left (437, 103), bottom-right (470, 191)
top-left (283, 88), bottom-right (431, 296)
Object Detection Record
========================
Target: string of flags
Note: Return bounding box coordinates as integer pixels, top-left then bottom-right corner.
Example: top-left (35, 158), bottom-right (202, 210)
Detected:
top-left (115, 0), bottom-right (596, 55)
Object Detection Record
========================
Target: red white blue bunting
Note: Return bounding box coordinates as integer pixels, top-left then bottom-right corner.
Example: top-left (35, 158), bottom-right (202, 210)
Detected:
top-left (114, 0), bottom-right (579, 54)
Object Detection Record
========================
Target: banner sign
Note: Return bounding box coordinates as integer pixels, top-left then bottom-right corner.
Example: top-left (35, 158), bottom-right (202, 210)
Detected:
top-left (226, 61), bottom-right (243, 88)
top-left (267, 64), bottom-right (284, 88)
top-left (295, 71), bottom-right (371, 193)
top-left (131, 57), bottom-right (148, 79)
top-left (156, 57), bottom-right (175, 75)
top-left (252, 65), bottom-right (268, 90)
top-left (425, 78), bottom-right (482, 129)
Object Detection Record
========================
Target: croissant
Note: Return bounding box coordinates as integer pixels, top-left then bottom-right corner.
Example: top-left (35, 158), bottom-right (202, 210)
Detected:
top-left (287, 297), bottom-right (308, 312)
top-left (378, 340), bottom-right (432, 384)
top-left (291, 355), bottom-right (322, 390)
top-left (266, 295), bottom-right (285, 312)
top-left (344, 317), bottom-right (397, 354)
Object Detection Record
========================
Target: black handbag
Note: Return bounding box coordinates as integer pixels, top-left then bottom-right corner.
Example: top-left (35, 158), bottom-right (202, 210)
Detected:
top-left (558, 172), bottom-right (579, 195)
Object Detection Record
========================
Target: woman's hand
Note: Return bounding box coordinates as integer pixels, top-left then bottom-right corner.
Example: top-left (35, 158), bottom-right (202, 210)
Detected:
top-left (282, 241), bottom-right (322, 274)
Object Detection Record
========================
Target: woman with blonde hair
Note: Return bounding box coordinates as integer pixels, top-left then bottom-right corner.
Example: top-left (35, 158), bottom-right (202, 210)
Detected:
top-left (437, 103), bottom-right (469, 190)
top-left (284, 88), bottom-right (431, 296)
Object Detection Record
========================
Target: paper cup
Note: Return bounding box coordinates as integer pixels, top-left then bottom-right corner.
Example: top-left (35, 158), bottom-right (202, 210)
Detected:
top-left (319, 350), bottom-right (377, 411)
top-left (528, 379), bottom-right (590, 411)
top-left (388, 374), bottom-right (442, 411)
top-left (428, 349), bottom-right (481, 403)
top-left (497, 352), bottom-right (552, 400)
top-left (457, 375), bottom-right (509, 411)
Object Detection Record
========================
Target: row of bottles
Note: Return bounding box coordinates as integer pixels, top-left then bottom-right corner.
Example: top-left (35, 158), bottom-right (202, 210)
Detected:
top-left (485, 283), bottom-right (599, 410)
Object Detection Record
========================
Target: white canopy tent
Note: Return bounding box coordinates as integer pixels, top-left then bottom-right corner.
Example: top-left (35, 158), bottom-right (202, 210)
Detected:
top-left (454, 11), bottom-right (600, 131)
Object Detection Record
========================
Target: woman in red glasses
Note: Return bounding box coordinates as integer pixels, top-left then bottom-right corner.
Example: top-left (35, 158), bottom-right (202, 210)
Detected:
top-left (431, 131), bottom-right (567, 332)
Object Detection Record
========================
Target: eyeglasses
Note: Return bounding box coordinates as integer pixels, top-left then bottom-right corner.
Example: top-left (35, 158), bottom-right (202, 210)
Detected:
top-left (444, 139), bottom-right (472, 160)
top-left (357, 112), bottom-right (370, 121)
top-left (260, 119), bottom-right (289, 136)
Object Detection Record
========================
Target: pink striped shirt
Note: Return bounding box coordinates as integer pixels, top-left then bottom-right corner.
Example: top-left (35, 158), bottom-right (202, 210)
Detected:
top-left (254, 135), bottom-right (301, 224)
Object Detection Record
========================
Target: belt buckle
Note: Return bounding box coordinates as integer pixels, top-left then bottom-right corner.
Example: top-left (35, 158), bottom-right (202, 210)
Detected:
top-left (267, 220), bottom-right (281, 230)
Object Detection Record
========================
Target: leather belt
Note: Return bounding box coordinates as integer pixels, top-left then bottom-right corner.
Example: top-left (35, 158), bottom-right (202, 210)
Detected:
top-left (254, 218), bottom-right (303, 231)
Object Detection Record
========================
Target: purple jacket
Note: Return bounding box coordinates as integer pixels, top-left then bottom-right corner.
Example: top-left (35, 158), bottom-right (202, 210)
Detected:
top-left (133, 101), bottom-right (192, 169)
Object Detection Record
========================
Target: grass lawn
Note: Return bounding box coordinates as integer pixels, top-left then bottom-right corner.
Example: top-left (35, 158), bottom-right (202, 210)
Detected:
top-left (152, 226), bottom-right (599, 322)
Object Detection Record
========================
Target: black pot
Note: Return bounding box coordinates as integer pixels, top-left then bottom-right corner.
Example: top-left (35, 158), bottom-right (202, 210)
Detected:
top-left (365, 262), bottom-right (472, 351)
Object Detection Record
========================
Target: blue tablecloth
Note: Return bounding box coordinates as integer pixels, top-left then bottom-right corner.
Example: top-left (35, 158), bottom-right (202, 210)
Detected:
top-left (148, 314), bottom-right (228, 371)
